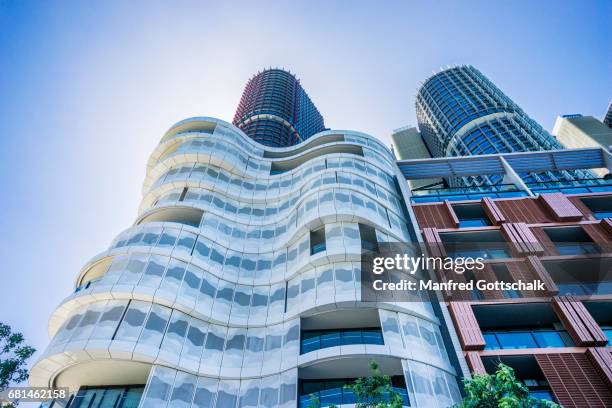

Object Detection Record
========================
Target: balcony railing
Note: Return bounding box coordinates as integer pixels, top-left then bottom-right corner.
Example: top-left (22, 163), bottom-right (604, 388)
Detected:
top-left (529, 390), bottom-right (556, 402)
top-left (411, 184), bottom-right (526, 203)
top-left (445, 247), bottom-right (511, 260)
top-left (557, 282), bottom-right (612, 296)
top-left (553, 242), bottom-right (601, 256)
top-left (526, 178), bottom-right (612, 194)
top-left (483, 329), bottom-right (574, 350)
top-left (45, 385), bottom-right (144, 408)
top-left (311, 242), bottom-right (327, 255)
top-left (299, 387), bottom-right (409, 407)
top-left (74, 278), bottom-right (101, 293)
top-left (300, 329), bottom-right (384, 354)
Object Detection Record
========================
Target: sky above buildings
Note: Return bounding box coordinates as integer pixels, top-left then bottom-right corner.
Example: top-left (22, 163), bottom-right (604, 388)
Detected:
top-left (0, 0), bottom-right (610, 375)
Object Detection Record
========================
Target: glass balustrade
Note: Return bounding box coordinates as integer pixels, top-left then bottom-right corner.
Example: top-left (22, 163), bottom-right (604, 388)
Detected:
top-left (526, 178), bottom-right (612, 194)
top-left (300, 329), bottom-right (384, 354)
top-left (411, 184), bottom-right (526, 203)
top-left (483, 328), bottom-right (574, 350)
top-left (299, 386), bottom-right (409, 407)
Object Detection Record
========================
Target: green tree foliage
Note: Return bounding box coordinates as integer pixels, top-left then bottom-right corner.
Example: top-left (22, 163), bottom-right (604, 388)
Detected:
top-left (454, 363), bottom-right (560, 408)
top-left (0, 322), bottom-right (36, 391)
top-left (347, 361), bottom-right (404, 408)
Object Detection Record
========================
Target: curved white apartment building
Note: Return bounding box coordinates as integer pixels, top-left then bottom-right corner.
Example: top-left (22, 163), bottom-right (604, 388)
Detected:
top-left (31, 117), bottom-right (463, 407)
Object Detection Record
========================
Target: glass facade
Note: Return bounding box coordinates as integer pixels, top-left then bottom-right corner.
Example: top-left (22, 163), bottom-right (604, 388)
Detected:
top-left (483, 329), bottom-right (575, 350)
top-left (299, 378), bottom-right (410, 407)
top-left (415, 65), bottom-right (593, 186)
top-left (68, 386), bottom-right (144, 408)
top-left (604, 101), bottom-right (612, 129)
top-left (410, 184), bottom-right (527, 203)
top-left (300, 328), bottom-right (384, 354)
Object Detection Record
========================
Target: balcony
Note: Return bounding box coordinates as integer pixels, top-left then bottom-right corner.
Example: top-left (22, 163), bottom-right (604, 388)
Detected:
top-left (440, 230), bottom-right (511, 260)
top-left (580, 195), bottom-right (612, 219)
top-left (543, 226), bottom-right (601, 256)
top-left (481, 355), bottom-right (557, 405)
top-left (544, 258), bottom-right (612, 296)
top-left (74, 278), bottom-right (101, 293)
top-left (452, 203), bottom-right (492, 228)
top-left (300, 309), bottom-right (383, 353)
top-left (137, 207), bottom-right (204, 228)
top-left (475, 303), bottom-right (573, 351)
top-left (301, 328), bottom-right (384, 354)
top-left (35, 361), bottom-right (151, 408)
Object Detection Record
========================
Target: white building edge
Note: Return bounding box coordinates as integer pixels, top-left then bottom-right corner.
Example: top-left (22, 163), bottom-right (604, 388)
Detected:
top-left (31, 117), bottom-right (465, 407)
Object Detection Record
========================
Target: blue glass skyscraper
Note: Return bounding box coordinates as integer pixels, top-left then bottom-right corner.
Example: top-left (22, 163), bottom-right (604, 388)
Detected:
top-left (604, 101), bottom-right (612, 129)
top-left (415, 65), bottom-right (590, 186)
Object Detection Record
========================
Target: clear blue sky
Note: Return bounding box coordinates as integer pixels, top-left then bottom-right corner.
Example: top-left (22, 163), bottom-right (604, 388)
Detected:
top-left (0, 0), bottom-right (610, 379)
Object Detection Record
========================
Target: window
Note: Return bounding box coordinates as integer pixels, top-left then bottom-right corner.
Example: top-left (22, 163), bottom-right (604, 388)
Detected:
top-left (300, 328), bottom-right (383, 354)
top-left (464, 270), bottom-right (484, 300)
top-left (602, 325), bottom-right (612, 346)
top-left (299, 377), bottom-right (409, 408)
top-left (546, 258), bottom-right (612, 296)
top-left (491, 264), bottom-right (521, 298)
top-left (139, 304), bottom-right (171, 347)
top-left (310, 228), bottom-right (326, 255)
top-left (581, 196), bottom-right (612, 219)
top-left (359, 224), bottom-right (379, 252)
top-left (114, 301), bottom-right (149, 341)
top-left (70, 385), bottom-right (145, 408)
top-left (453, 204), bottom-right (491, 228)
top-left (441, 230), bottom-right (510, 259)
top-left (543, 226), bottom-right (600, 255)
top-left (483, 327), bottom-right (574, 350)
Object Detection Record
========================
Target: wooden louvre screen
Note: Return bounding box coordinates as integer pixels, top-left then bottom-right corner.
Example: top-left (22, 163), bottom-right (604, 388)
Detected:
top-left (600, 218), bottom-right (612, 237)
top-left (422, 228), bottom-right (446, 258)
top-left (443, 200), bottom-right (460, 228)
top-left (529, 227), bottom-right (558, 256)
top-left (552, 296), bottom-right (608, 346)
top-left (412, 203), bottom-right (459, 230)
top-left (481, 197), bottom-right (506, 225)
top-left (495, 197), bottom-right (555, 223)
top-left (448, 302), bottom-right (485, 351)
top-left (539, 193), bottom-right (584, 222)
top-left (525, 256), bottom-right (558, 294)
top-left (465, 351), bottom-right (486, 375)
top-left (569, 196), bottom-right (597, 220)
top-left (421, 227), bottom-right (454, 298)
top-left (536, 353), bottom-right (612, 407)
top-left (582, 223), bottom-right (612, 245)
top-left (500, 223), bottom-right (544, 255)
top-left (586, 348), bottom-right (612, 389)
